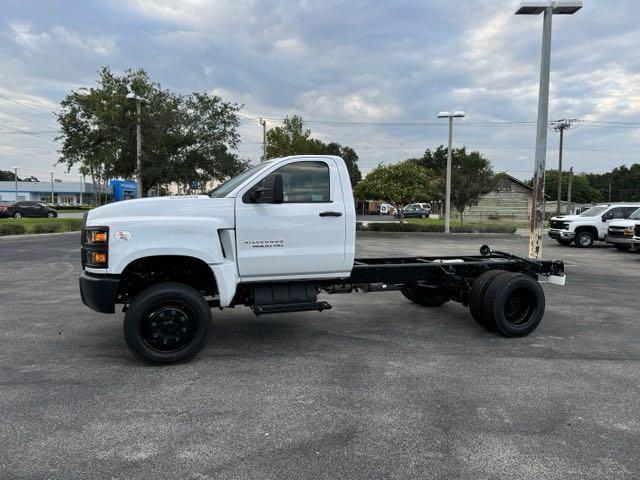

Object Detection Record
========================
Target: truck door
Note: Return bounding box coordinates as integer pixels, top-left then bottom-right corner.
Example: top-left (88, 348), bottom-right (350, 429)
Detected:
top-left (235, 158), bottom-right (347, 279)
top-left (600, 207), bottom-right (627, 238)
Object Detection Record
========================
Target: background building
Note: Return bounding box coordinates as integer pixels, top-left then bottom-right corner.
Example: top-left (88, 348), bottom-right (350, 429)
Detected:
top-left (0, 180), bottom-right (94, 204)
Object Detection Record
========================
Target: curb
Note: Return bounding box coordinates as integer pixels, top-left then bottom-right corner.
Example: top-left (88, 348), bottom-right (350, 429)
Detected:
top-left (0, 230), bottom-right (80, 240)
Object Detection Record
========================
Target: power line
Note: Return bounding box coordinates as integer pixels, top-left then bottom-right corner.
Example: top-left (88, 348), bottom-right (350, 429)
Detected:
top-left (0, 93), bottom-right (56, 115)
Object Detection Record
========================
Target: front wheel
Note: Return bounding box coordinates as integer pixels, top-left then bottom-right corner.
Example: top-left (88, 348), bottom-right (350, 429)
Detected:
top-left (13, 211), bottom-right (22, 219)
top-left (575, 231), bottom-right (594, 248)
top-left (124, 282), bottom-right (211, 364)
top-left (401, 286), bottom-right (449, 307)
top-left (47, 211), bottom-right (56, 218)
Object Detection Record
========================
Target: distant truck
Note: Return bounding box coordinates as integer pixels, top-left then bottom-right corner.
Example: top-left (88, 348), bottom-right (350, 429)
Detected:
top-left (548, 203), bottom-right (640, 248)
top-left (79, 155), bottom-right (565, 364)
top-left (606, 208), bottom-right (640, 251)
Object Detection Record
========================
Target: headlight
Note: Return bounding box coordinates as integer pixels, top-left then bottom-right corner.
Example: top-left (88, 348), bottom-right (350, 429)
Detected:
top-left (82, 226), bottom-right (109, 268)
top-left (624, 227), bottom-right (634, 237)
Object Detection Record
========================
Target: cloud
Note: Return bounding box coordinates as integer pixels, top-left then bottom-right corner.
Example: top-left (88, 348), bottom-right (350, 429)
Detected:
top-left (0, 0), bottom-right (639, 179)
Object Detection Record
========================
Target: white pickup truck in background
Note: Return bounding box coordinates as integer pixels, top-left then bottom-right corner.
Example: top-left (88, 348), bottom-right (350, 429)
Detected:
top-left (79, 155), bottom-right (565, 364)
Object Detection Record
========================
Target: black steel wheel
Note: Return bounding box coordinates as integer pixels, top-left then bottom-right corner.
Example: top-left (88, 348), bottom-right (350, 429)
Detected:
top-left (124, 282), bottom-right (211, 364)
top-left (468, 270), bottom-right (510, 328)
top-left (482, 273), bottom-right (545, 337)
top-left (400, 286), bottom-right (449, 307)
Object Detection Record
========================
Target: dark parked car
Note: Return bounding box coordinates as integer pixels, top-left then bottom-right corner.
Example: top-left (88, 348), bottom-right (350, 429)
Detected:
top-left (0, 201), bottom-right (57, 219)
top-left (397, 205), bottom-right (430, 218)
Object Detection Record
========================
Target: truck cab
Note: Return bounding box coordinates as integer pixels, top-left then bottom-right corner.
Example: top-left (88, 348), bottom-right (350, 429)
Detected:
top-left (548, 203), bottom-right (640, 248)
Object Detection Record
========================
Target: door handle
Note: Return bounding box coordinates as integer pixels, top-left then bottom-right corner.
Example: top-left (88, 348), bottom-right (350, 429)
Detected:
top-left (319, 211), bottom-right (342, 217)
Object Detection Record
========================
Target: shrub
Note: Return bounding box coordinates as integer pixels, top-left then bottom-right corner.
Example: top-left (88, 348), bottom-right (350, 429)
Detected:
top-left (359, 222), bottom-right (516, 234)
top-left (32, 222), bottom-right (61, 233)
top-left (0, 223), bottom-right (26, 236)
top-left (60, 219), bottom-right (83, 231)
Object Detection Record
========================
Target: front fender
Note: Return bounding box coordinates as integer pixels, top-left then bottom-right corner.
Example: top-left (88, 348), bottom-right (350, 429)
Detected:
top-left (90, 216), bottom-right (228, 274)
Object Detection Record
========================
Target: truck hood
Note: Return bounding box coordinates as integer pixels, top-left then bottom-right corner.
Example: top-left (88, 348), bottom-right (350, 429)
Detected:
top-left (86, 195), bottom-right (235, 228)
top-left (550, 214), bottom-right (582, 222)
top-left (608, 219), bottom-right (639, 228)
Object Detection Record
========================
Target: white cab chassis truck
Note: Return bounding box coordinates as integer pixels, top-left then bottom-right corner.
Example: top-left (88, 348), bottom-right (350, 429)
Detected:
top-left (79, 155), bottom-right (565, 364)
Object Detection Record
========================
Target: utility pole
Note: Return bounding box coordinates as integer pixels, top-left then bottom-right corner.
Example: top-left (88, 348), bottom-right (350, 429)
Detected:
top-left (79, 175), bottom-right (84, 205)
top-left (49, 171), bottom-right (54, 205)
top-left (437, 110), bottom-right (465, 233)
top-left (608, 177), bottom-right (612, 202)
top-left (516, 0), bottom-right (582, 259)
top-left (551, 118), bottom-right (578, 214)
top-left (566, 167), bottom-right (573, 214)
top-left (260, 118), bottom-right (267, 161)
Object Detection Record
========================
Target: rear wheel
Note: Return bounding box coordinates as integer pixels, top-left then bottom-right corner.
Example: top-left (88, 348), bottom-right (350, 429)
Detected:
top-left (482, 273), bottom-right (545, 337)
top-left (124, 282), bottom-right (211, 364)
top-left (468, 270), bottom-right (510, 328)
top-left (401, 286), bottom-right (449, 307)
top-left (13, 211), bottom-right (22, 219)
top-left (575, 230), bottom-right (594, 248)
top-left (47, 211), bottom-right (56, 218)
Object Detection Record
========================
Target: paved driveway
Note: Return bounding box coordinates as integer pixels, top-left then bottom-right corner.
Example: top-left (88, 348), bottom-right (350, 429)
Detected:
top-left (0, 232), bottom-right (638, 479)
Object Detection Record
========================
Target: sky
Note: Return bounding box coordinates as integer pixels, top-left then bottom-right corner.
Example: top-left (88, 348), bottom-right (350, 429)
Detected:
top-left (0, 0), bottom-right (638, 182)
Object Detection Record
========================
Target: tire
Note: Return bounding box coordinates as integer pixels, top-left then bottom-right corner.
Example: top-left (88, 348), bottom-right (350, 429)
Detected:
top-left (468, 270), bottom-right (510, 328)
top-left (124, 282), bottom-right (211, 364)
top-left (556, 238), bottom-right (573, 246)
top-left (482, 273), bottom-right (545, 337)
top-left (13, 211), bottom-right (22, 219)
top-left (614, 244), bottom-right (631, 251)
top-left (420, 214), bottom-right (426, 218)
top-left (575, 230), bottom-right (594, 248)
top-left (47, 212), bottom-right (56, 218)
top-left (400, 286), bottom-right (449, 307)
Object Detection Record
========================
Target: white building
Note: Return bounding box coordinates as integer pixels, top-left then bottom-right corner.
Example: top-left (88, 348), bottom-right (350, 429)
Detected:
top-left (0, 180), bottom-right (95, 204)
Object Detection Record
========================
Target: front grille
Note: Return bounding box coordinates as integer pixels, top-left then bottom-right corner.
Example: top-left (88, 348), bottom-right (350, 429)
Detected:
top-left (607, 226), bottom-right (625, 237)
top-left (550, 220), bottom-right (569, 229)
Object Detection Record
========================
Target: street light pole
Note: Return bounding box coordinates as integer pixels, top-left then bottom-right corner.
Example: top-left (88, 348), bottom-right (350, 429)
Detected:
top-left (127, 91), bottom-right (145, 199)
top-left (260, 118), bottom-right (267, 161)
top-left (437, 111), bottom-right (465, 233)
top-left (79, 175), bottom-right (84, 205)
top-left (135, 99), bottom-right (142, 198)
top-left (13, 166), bottom-right (18, 202)
top-left (49, 171), bottom-right (54, 205)
top-left (515, 0), bottom-right (583, 259)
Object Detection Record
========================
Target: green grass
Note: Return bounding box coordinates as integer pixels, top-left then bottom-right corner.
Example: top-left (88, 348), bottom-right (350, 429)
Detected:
top-left (0, 217), bottom-right (83, 235)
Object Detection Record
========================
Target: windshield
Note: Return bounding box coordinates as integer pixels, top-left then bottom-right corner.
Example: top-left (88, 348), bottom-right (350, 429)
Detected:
top-left (628, 208), bottom-right (640, 220)
top-left (579, 206), bottom-right (607, 217)
top-left (208, 162), bottom-right (272, 198)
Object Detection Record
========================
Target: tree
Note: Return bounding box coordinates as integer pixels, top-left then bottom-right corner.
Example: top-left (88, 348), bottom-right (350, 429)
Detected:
top-left (56, 66), bottom-right (246, 202)
top-left (266, 115), bottom-right (362, 186)
top-left (412, 146), bottom-right (495, 225)
top-left (0, 170), bottom-right (21, 181)
top-left (354, 161), bottom-right (435, 224)
top-left (541, 169), bottom-right (602, 204)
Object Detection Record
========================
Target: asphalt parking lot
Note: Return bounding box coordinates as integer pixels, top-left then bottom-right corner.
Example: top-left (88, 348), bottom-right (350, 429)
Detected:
top-left (1, 232), bottom-right (639, 479)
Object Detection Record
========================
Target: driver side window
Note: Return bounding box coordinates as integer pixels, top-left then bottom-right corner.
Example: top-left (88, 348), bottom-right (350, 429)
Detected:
top-left (250, 161), bottom-right (330, 203)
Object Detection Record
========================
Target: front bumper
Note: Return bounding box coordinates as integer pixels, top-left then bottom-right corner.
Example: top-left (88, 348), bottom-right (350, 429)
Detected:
top-left (79, 272), bottom-right (120, 314)
top-left (606, 235), bottom-right (634, 246)
top-left (548, 229), bottom-right (575, 240)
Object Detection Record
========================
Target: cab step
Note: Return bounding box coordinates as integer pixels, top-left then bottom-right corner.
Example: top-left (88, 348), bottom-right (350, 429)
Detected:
top-left (252, 301), bottom-right (332, 315)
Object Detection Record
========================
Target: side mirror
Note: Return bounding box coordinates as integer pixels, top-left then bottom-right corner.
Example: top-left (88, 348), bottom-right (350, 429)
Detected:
top-left (245, 173), bottom-right (284, 203)
top-left (602, 212), bottom-right (614, 222)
